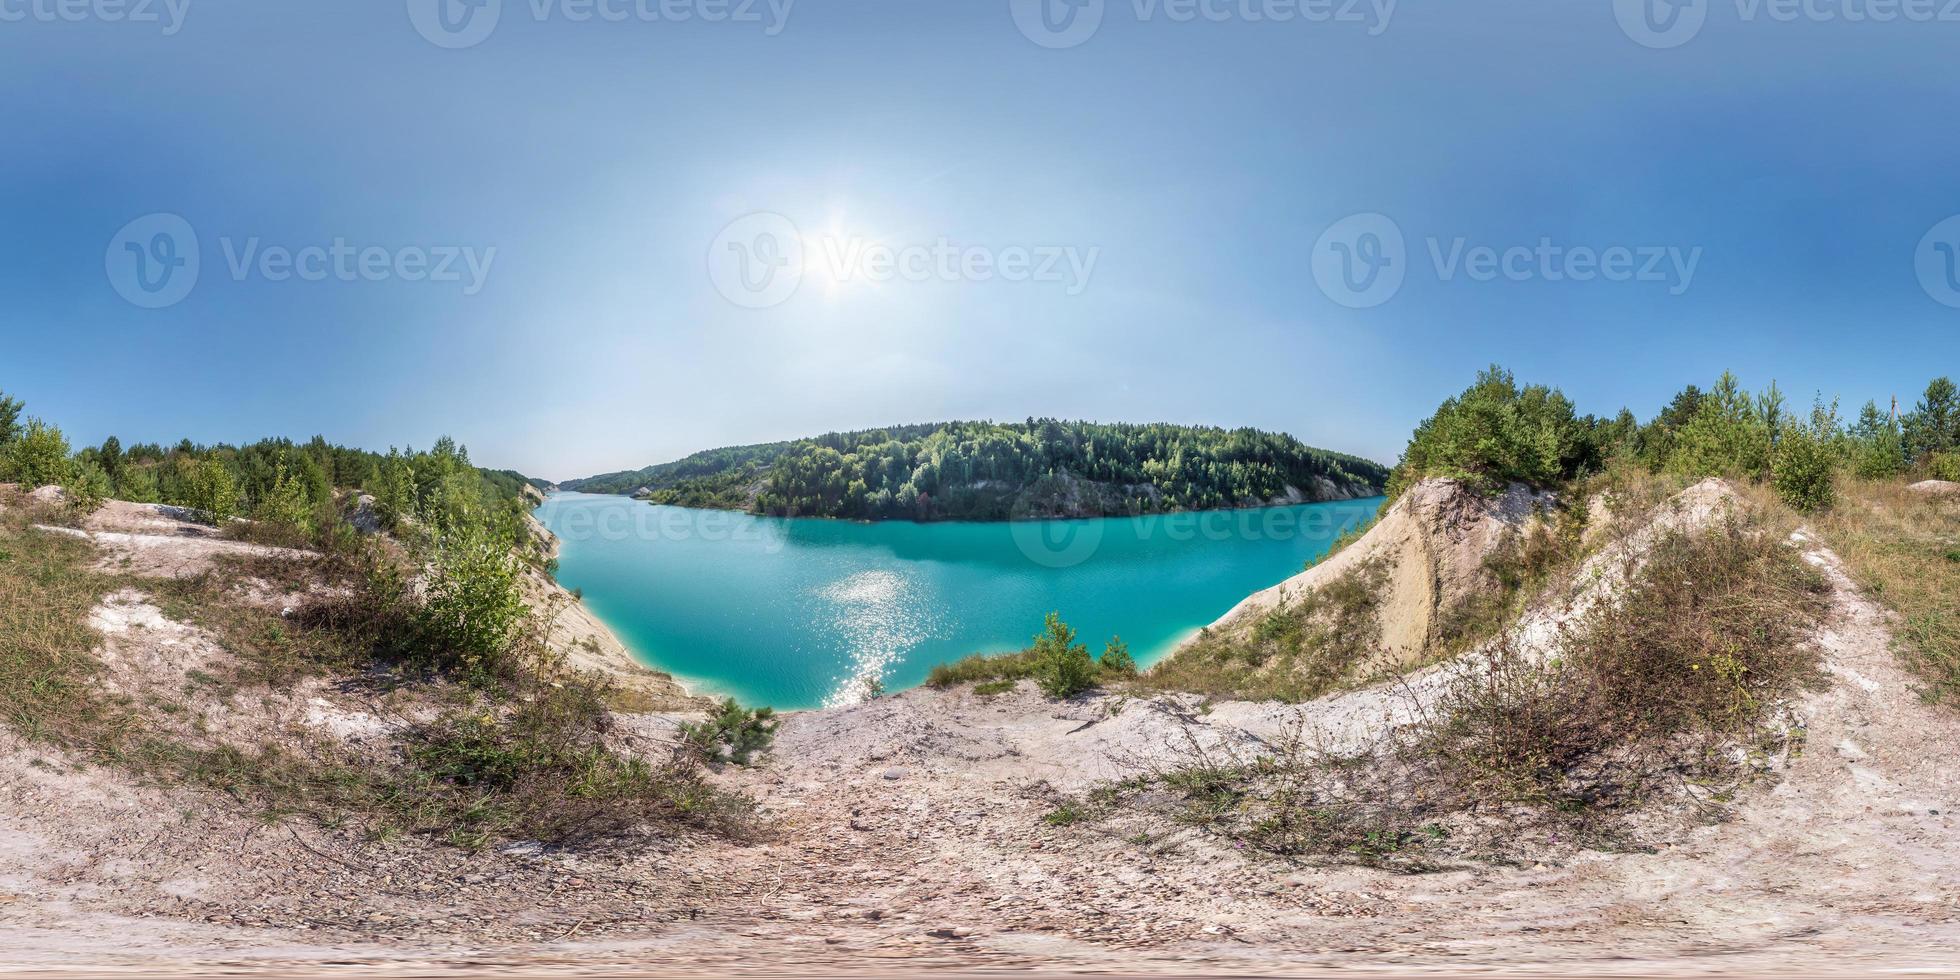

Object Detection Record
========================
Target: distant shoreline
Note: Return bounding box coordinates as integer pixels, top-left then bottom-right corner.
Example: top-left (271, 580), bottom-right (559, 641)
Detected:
top-left (547, 488), bottom-right (1386, 527)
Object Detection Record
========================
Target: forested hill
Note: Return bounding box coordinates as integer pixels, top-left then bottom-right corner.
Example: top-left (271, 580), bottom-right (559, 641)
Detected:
top-left (560, 420), bottom-right (1390, 521)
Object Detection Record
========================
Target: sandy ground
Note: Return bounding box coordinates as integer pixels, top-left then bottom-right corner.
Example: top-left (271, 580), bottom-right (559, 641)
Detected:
top-left (1, 487), bottom-right (1957, 975)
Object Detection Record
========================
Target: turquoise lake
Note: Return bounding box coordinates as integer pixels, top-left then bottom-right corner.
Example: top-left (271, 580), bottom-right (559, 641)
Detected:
top-left (535, 492), bottom-right (1383, 710)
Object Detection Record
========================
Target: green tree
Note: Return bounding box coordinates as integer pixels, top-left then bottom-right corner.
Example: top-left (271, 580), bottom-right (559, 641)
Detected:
top-left (182, 458), bottom-right (241, 524)
top-left (97, 435), bottom-right (124, 482)
top-left (1903, 377), bottom-right (1959, 466)
top-left (3, 418), bottom-right (72, 488)
top-left (371, 450), bottom-right (417, 529)
top-left (115, 465), bottom-right (161, 504)
top-left (252, 464), bottom-right (314, 536)
top-left (1667, 372), bottom-right (1773, 480)
top-left (62, 460), bottom-right (112, 517)
top-left (1099, 636), bottom-right (1138, 678)
top-left (1385, 366), bottom-right (1592, 502)
top-left (1031, 613), bottom-right (1096, 699)
top-left (0, 390), bottom-right (21, 447)
top-left (679, 699), bottom-right (780, 767)
top-left (1848, 401), bottom-right (1906, 479)
top-left (1772, 419), bottom-right (1837, 512)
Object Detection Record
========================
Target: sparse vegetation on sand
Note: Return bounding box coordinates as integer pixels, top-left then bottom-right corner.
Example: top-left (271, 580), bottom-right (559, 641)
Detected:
top-left (925, 613), bottom-right (1138, 698)
top-left (1807, 478), bottom-right (1960, 704)
top-left (1059, 501), bottom-right (1829, 867)
top-left (1139, 555), bottom-right (1392, 703)
top-left (0, 480), bottom-right (752, 850)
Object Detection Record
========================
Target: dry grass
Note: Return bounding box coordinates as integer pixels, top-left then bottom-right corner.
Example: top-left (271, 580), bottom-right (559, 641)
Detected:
top-left (0, 493), bottom-right (122, 748)
top-left (1067, 504), bottom-right (1830, 867)
top-left (0, 493), bottom-right (753, 848)
top-left (1808, 478), bottom-right (1960, 705)
top-left (1139, 556), bottom-right (1392, 703)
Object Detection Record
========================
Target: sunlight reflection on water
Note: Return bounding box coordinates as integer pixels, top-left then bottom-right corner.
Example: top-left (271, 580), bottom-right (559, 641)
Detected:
top-left (816, 570), bottom-right (946, 708)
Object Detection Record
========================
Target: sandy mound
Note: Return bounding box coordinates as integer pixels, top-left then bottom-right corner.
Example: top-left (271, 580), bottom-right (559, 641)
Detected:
top-left (1196, 478), bottom-right (1556, 668)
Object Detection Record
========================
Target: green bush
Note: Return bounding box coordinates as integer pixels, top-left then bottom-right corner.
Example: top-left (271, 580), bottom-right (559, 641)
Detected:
top-left (1386, 366), bottom-right (1592, 503)
top-left (181, 457), bottom-right (241, 524)
top-left (1666, 372), bottom-right (1776, 480)
top-left (114, 466), bottom-right (161, 503)
top-left (1772, 422), bottom-right (1837, 512)
top-left (678, 698), bottom-right (779, 766)
top-left (1849, 401), bottom-right (1906, 479)
top-left (414, 522), bottom-right (530, 677)
top-left (1031, 612), bottom-right (1096, 699)
top-left (250, 464), bottom-right (314, 538)
top-left (1931, 451), bottom-right (1960, 483)
top-left (3, 418), bottom-right (71, 488)
top-left (61, 460), bottom-right (111, 519)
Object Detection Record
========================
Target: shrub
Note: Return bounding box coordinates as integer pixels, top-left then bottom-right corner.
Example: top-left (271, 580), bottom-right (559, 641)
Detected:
top-left (3, 418), bottom-right (71, 488)
top-left (1849, 401), bottom-right (1906, 479)
top-left (1772, 421), bottom-right (1837, 512)
top-left (678, 698), bottom-right (779, 767)
top-left (414, 522), bottom-right (530, 677)
top-left (1666, 372), bottom-right (1776, 480)
top-left (1031, 612), bottom-right (1096, 699)
top-left (1386, 366), bottom-right (1592, 503)
top-left (1931, 451), bottom-right (1960, 483)
top-left (1099, 636), bottom-right (1138, 678)
top-left (926, 649), bottom-right (1040, 688)
top-left (60, 460), bottom-right (111, 519)
top-left (181, 458), bottom-right (241, 524)
top-left (1427, 516), bottom-right (1828, 813)
top-left (115, 465), bottom-right (161, 503)
top-left (247, 464), bottom-right (315, 542)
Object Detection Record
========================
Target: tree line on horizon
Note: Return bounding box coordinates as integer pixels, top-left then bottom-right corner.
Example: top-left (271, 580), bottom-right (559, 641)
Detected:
top-left (570, 419), bottom-right (1394, 522)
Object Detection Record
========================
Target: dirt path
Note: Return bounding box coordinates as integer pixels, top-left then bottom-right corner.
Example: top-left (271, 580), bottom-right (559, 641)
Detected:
top-left (1, 524), bottom-right (1957, 975)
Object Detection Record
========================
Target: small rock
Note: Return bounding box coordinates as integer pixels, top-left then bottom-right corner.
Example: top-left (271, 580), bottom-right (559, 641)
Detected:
top-left (882, 767), bottom-right (906, 781)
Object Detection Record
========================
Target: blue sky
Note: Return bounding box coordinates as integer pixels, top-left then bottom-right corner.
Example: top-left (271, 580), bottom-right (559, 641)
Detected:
top-left (3, 0), bottom-right (1957, 480)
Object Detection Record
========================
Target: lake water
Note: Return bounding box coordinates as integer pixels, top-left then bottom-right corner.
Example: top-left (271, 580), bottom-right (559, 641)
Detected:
top-left (535, 492), bottom-right (1382, 710)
